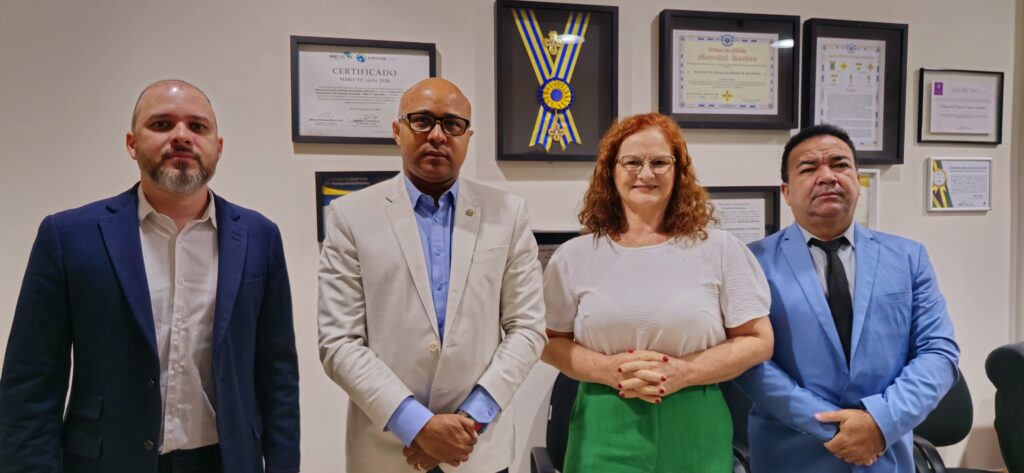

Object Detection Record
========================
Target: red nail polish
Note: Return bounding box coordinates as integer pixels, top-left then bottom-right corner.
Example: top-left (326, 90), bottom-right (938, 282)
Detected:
top-left (618, 391), bottom-right (625, 398)
top-left (662, 356), bottom-right (669, 362)
top-left (655, 398), bottom-right (662, 404)
top-left (659, 387), bottom-right (666, 394)
top-left (617, 383), bottom-right (622, 389)
top-left (661, 375), bottom-right (667, 382)
top-left (617, 367), bottom-right (622, 373)
top-left (628, 349), bottom-right (635, 354)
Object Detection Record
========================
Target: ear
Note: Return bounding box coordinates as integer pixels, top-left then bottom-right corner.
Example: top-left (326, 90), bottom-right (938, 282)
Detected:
top-left (392, 120), bottom-right (401, 145)
top-left (780, 182), bottom-right (791, 206)
top-left (126, 132), bottom-right (137, 161)
top-left (217, 135), bottom-right (224, 160)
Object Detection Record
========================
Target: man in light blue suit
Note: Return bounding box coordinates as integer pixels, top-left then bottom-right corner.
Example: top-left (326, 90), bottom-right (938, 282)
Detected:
top-left (734, 124), bottom-right (959, 472)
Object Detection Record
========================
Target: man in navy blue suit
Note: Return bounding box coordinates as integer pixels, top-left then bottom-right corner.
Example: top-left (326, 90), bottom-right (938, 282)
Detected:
top-left (0, 80), bottom-right (300, 473)
top-left (734, 124), bottom-right (959, 472)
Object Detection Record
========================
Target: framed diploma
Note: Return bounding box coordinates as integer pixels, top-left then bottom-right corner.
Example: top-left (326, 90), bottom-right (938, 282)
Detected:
top-left (291, 36), bottom-right (436, 145)
top-left (927, 157), bottom-right (992, 212)
top-left (659, 10), bottom-right (800, 129)
top-left (534, 231), bottom-right (579, 269)
top-left (315, 171), bottom-right (399, 241)
top-left (495, 0), bottom-right (618, 161)
top-left (803, 19), bottom-right (908, 165)
top-left (856, 168), bottom-right (880, 229)
top-left (918, 69), bottom-right (1004, 145)
top-left (705, 186), bottom-right (781, 244)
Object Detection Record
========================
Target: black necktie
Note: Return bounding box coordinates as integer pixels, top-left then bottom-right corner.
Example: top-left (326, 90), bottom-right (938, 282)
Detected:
top-left (808, 237), bottom-right (853, 365)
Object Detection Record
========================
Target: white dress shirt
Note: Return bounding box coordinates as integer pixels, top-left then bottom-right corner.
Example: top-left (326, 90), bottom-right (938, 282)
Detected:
top-left (797, 223), bottom-right (857, 299)
top-left (137, 187), bottom-right (219, 453)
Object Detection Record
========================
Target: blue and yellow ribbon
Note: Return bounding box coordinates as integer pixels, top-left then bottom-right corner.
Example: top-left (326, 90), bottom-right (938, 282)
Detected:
top-left (512, 9), bottom-right (589, 152)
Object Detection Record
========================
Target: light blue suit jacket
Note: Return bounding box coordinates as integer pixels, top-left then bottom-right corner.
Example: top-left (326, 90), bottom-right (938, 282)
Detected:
top-left (734, 223), bottom-right (959, 472)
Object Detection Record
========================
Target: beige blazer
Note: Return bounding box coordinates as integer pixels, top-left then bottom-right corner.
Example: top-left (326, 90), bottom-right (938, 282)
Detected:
top-left (317, 175), bottom-right (547, 473)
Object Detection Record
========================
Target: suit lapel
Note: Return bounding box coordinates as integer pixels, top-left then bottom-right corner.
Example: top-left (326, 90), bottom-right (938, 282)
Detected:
top-left (384, 176), bottom-right (440, 338)
top-left (98, 189), bottom-right (158, 358)
top-left (779, 224), bottom-right (845, 359)
top-left (445, 181), bottom-right (481, 327)
top-left (213, 196), bottom-right (247, 346)
top-left (850, 224), bottom-right (879, 366)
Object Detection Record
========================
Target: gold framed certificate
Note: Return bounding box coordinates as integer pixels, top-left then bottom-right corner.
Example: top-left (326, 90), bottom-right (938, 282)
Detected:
top-left (659, 10), bottom-right (799, 129)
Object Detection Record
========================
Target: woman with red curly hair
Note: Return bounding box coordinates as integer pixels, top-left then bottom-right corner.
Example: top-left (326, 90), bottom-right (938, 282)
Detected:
top-left (541, 113), bottom-right (775, 472)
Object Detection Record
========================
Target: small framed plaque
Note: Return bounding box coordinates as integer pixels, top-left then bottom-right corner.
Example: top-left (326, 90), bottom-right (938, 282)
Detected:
top-left (291, 36), bottom-right (436, 144)
top-left (705, 186), bottom-right (781, 244)
top-left (918, 68), bottom-right (1004, 145)
top-left (315, 171), bottom-right (399, 241)
top-left (927, 157), bottom-right (991, 212)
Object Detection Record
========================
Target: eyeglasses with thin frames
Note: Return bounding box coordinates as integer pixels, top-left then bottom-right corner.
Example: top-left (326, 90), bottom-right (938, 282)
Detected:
top-left (617, 155), bottom-right (676, 175)
top-left (398, 112), bottom-right (471, 137)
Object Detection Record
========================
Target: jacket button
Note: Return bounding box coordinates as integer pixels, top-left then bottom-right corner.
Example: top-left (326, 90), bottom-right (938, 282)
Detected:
top-left (427, 341), bottom-right (439, 352)
top-left (143, 439), bottom-right (154, 450)
top-left (147, 378), bottom-right (156, 388)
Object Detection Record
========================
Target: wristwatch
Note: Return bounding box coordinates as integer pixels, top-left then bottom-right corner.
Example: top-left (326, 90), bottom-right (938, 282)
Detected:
top-left (455, 409), bottom-right (487, 433)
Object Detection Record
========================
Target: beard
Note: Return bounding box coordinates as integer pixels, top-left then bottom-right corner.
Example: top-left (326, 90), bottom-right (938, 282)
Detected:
top-left (141, 151), bottom-right (215, 194)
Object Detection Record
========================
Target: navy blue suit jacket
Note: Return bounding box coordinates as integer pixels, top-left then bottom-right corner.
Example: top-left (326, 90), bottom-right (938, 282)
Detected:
top-left (734, 223), bottom-right (959, 472)
top-left (0, 186), bottom-right (300, 473)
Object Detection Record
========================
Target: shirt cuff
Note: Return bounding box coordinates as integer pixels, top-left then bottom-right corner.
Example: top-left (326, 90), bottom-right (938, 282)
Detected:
top-left (458, 385), bottom-right (501, 424)
top-left (385, 396), bottom-right (433, 447)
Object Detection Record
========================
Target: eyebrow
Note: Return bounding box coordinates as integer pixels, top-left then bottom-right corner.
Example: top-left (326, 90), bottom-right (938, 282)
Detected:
top-left (145, 113), bottom-right (213, 123)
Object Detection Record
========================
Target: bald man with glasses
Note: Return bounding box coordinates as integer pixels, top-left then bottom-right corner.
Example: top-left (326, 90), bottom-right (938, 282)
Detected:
top-left (317, 78), bottom-right (547, 473)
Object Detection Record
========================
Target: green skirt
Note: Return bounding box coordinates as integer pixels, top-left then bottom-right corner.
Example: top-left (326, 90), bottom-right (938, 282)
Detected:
top-left (563, 382), bottom-right (733, 473)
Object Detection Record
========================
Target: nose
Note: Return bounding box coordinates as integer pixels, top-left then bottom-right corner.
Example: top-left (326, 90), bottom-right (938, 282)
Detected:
top-left (171, 122), bottom-right (193, 145)
top-left (637, 161), bottom-right (656, 179)
top-left (426, 121), bottom-right (447, 144)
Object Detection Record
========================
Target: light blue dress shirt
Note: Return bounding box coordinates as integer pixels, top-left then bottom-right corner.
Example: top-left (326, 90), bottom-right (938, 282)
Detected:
top-left (384, 174), bottom-right (500, 447)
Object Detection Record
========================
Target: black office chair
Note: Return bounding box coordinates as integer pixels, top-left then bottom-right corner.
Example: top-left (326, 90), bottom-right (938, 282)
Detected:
top-left (530, 373), bottom-right (749, 473)
top-left (986, 342), bottom-right (1024, 473)
top-left (912, 368), bottom-right (994, 473)
top-left (720, 380), bottom-right (752, 473)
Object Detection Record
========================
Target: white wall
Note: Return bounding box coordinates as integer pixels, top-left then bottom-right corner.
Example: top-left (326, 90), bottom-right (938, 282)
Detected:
top-left (0, 0), bottom-right (1017, 471)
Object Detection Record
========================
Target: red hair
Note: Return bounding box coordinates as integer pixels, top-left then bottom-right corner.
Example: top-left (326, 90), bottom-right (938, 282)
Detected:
top-left (578, 113), bottom-right (712, 240)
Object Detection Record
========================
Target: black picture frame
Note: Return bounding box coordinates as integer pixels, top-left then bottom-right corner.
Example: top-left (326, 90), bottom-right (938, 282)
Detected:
top-left (917, 68), bottom-right (1004, 145)
top-left (658, 10), bottom-right (800, 130)
top-left (291, 36), bottom-right (436, 145)
top-left (705, 186), bottom-right (781, 241)
top-left (534, 230), bottom-right (580, 269)
top-left (315, 171), bottom-right (399, 241)
top-left (495, 0), bottom-right (618, 161)
top-left (802, 19), bottom-right (908, 165)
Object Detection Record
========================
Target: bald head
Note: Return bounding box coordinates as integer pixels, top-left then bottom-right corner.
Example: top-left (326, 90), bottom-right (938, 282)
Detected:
top-left (131, 79), bottom-right (215, 131)
top-left (398, 78), bottom-right (472, 119)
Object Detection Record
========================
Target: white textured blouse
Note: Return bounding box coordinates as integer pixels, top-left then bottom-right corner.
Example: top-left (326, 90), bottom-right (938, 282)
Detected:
top-left (544, 229), bottom-right (770, 357)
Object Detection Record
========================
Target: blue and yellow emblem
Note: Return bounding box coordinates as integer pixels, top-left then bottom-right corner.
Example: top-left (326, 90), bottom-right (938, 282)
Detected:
top-left (512, 9), bottom-right (590, 151)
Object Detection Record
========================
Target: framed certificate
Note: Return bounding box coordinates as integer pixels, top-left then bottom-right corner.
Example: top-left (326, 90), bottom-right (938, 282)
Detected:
top-left (495, 0), bottom-right (618, 161)
top-left (856, 168), bottom-right (880, 229)
top-left (291, 36), bottom-right (436, 145)
top-left (315, 171), bottom-right (399, 241)
top-left (803, 19), bottom-right (908, 165)
top-left (927, 157), bottom-right (992, 212)
top-left (705, 186), bottom-right (781, 244)
top-left (918, 69), bottom-right (1004, 145)
top-left (659, 10), bottom-right (800, 129)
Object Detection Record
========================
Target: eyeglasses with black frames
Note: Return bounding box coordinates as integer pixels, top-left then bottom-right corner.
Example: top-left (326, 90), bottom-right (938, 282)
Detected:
top-left (399, 112), bottom-right (471, 137)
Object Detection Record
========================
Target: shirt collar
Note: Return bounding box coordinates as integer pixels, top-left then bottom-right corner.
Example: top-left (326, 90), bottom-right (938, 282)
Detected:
top-left (797, 222), bottom-right (855, 248)
top-left (402, 172), bottom-right (459, 209)
top-left (137, 185), bottom-right (218, 229)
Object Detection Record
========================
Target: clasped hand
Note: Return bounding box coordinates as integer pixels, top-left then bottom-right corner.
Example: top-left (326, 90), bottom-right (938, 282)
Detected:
top-left (404, 413), bottom-right (477, 470)
top-left (608, 349), bottom-right (688, 404)
top-left (816, 409), bottom-right (885, 466)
